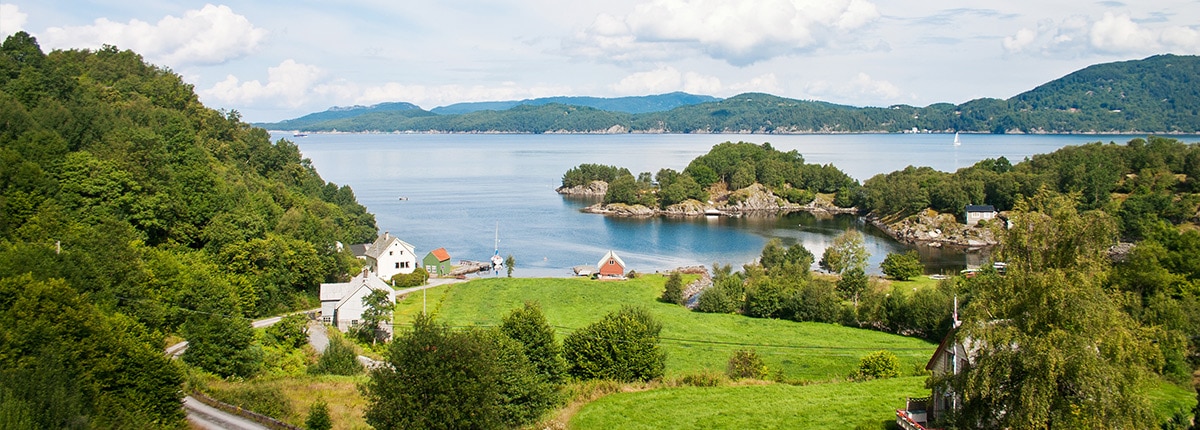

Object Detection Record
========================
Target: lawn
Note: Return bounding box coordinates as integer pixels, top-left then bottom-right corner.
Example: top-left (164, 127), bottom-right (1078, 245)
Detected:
top-left (570, 376), bottom-right (928, 429)
top-left (394, 275), bottom-right (937, 382)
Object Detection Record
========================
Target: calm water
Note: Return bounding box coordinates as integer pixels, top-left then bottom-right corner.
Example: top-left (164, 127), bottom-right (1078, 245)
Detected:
top-left (280, 132), bottom-right (1166, 277)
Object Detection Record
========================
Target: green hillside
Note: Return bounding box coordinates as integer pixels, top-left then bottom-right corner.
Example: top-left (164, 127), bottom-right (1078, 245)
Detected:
top-left (0, 32), bottom-right (377, 427)
top-left (394, 276), bottom-right (936, 382)
top-left (262, 54), bottom-right (1200, 134)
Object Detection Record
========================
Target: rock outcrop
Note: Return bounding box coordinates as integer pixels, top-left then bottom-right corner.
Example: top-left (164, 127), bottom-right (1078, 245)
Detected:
top-left (869, 209), bottom-right (998, 249)
top-left (555, 180), bottom-right (608, 197)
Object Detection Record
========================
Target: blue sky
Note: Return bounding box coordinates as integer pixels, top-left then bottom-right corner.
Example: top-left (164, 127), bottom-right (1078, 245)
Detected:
top-left (3, 1), bottom-right (1199, 122)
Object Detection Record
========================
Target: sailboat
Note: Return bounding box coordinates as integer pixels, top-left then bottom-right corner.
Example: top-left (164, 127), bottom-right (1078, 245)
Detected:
top-left (490, 222), bottom-right (503, 274)
top-left (953, 132), bottom-right (961, 146)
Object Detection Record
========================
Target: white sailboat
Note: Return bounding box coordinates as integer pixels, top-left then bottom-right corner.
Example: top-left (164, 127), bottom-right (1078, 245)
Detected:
top-left (953, 132), bottom-right (961, 146)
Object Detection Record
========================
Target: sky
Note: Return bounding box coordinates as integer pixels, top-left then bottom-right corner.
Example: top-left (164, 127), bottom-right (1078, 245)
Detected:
top-left (2, 1), bottom-right (1199, 123)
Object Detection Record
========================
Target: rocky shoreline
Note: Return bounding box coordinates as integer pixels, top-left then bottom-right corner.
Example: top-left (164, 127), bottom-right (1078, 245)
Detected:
top-left (558, 181), bottom-right (995, 249)
top-left (867, 209), bottom-right (999, 250)
top-left (559, 183), bottom-right (858, 218)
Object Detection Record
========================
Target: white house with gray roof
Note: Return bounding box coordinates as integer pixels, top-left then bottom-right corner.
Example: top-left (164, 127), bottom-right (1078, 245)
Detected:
top-left (319, 269), bottom-right (396, 332)
top-left (357, 231), bottom-right (417, 281)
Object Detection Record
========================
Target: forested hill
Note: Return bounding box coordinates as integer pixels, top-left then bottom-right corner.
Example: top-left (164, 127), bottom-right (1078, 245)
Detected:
top-left (0, 32), bottom-right (377, 427)
top-left (261, 54), bottom-right (1200, 134)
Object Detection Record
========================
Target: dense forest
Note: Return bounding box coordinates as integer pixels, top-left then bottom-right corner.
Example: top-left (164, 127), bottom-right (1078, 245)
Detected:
top-left (0, 32), bottom-right (376, 428)
top-left (260, 55), bottom-right (1200, 134)
top-left (855, 136), bottom-right (1200, 240)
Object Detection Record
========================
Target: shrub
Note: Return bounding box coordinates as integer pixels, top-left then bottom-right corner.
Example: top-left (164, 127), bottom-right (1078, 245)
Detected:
top-left (744, 277), bottom-right (793, 319)
top-left (789, 280), bottom-right (840, 323)
top-left (390, 267), bottom-right (429, 288)
top-left (308, 332), bottom-right (363, 376)
top-left (264, 313), bottom-right (309, 349)
top-left (726, 349), bottom-right (768, 380)
top-left (694, 275), bottom-right (743, 314)
top-left (305, 400), bottom-right (332, 430)
top-left (660, 272), bottom-right (685, 305)
top-left (563, 306), bottom-right (666, 382)
top-left (854, 350), bottom-right (900, 380)
top-left (677, 370), bottom-right (726, 387)
top-left (363, 314), bottom-right (556, 429)
top-left (881, 251), bottom-right (924, 281)
top-left (500, 302), bottom-right (565, 384)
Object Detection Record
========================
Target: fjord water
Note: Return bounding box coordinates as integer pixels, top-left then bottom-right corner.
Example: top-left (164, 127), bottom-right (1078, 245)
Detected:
top-left (283, 132), bottom-right (1144, 277)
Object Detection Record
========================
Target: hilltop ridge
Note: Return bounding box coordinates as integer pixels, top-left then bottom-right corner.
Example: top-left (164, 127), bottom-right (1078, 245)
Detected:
top-left (258, 55), bottom-right (1200, 134)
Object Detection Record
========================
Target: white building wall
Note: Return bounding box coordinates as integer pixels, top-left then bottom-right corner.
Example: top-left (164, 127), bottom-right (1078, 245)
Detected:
top-left (374, 240), bottom-right (417, 280)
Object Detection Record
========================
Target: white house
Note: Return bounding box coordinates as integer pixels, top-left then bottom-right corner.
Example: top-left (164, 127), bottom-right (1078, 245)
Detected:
top-left (964, 204), bottom-right (997, 226)
top-left (319, 269), bottom-right (396, 332)
top-left (359, 231), bottom-right (417, 281)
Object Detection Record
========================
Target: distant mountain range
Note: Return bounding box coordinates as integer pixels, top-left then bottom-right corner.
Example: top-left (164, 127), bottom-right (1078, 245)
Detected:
top-left (256, 54), bottom-right (1200, 134)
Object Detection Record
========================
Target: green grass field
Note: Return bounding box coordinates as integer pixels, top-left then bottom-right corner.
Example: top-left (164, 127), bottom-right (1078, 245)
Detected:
top-left (395, 276), bottom-right (937, 382)
top-left (570, 376), bottom-right (927, 429)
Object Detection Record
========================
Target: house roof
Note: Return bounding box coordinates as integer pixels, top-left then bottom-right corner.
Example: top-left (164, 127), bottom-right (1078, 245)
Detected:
top-left (428, 247), bottom-right (451, 262)
top-left (363, 231), bottom-right (415, 259)
top-left (348, 243), bottom-right (370, 257)
top-left (320, 269), bottom-right (392, 303)
top-left (597, 250), bottom-right (626, 269)
top-left (965, 204), bottom-right (996, 213)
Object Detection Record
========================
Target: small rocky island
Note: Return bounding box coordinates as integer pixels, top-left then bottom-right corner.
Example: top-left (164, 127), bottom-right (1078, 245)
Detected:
top-left (557, 142), bottom-right (998, 250)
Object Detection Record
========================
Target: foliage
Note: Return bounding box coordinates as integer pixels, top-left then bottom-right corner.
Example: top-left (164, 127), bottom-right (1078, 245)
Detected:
top-left (363, 313), bottom-right (555, 429)
top-left (853, 350), bottom-right (901, 380)
top-left (726, 349), bottom-right (768, 380)
top-left (390, 267), bottom-right (428, 287)
top-left (562, 163), bottom-right (631, 188)
top-left (183, 304), bottom-right (263, 379)
top-left (563, 305), bottom-right (667, 382)
top-left (837, 267), bottom-right (870, 304)
top-left (305, 400), bottom-right (332, 430)
top-left (353, 288), bottom-right (394, 345)
top-left (694, 269), bottom-right (745, 314)
top-left (208, 382), bottom-right (294, 421)
top-left (880, 251), bottom-right (923, 281)
top-left (505, 254), bottom-right (515, 277)
top-left (0, 276), bottom-right (186, 428)
top-left (265, 313), bottom-right (309, 349)
top-left (0, 32), bottom-right (380, 424)
top-left (820, 229), bottom-right (870, 274)
top-left (947, 191), bottom-right (1159, 428)
top-left (308, 331), bottom-right (363, 376)
top-left (500, 302), bottom-right (566, 384)
top-left (660, 271), bottom-right (685, 305)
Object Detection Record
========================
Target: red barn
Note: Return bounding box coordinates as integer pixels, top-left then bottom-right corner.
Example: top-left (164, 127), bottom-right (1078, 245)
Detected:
top-left (597, 250), bottom-right (626, 278)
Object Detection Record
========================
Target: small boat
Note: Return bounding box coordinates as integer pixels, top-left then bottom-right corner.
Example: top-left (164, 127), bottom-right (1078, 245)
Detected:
top-left (293, 132), bottom-right (308, 137)
top-left (704, 208), bottom-right (721, 216)
top-left (953, 132), bottom-right (961, 146)
top-left (398, 196), bottom-right (409, 201)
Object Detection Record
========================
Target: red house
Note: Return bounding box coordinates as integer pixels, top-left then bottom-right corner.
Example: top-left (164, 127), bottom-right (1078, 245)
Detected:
top-left (597, 250), bottom-right (626, 278)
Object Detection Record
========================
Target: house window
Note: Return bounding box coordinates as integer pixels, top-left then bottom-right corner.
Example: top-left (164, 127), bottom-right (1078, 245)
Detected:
top-left (395, 262), bottom-right (400, 269)
top-left (400, 262), bottom-right (410, 268)
top-left (389, 251), bottom-right (393, 256)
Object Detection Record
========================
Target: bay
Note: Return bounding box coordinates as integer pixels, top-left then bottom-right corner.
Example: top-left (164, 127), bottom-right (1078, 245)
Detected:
top-left (282, 132), bottom-right (1157, 277)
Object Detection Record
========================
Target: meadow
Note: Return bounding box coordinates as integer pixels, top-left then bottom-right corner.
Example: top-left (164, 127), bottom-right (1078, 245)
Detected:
top-left (394, 275), bottom-right (938, 382)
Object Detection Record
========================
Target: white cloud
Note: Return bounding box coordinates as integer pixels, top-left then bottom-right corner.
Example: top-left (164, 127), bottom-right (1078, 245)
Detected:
top-left (203, 59), bottom-right (323, 108)
top-left (1090, 12), bottom-right (1159, 53)
top-left (1002, 11), bottom-right (1200, 56)
top-left (803, 72), bottom-right (905, 106)
top-left (572, 0), bottom-right (881, 66)
top-left (0, 3), bottom-right (27, 38)
top-left (39, 4), bottom-right (266, 67)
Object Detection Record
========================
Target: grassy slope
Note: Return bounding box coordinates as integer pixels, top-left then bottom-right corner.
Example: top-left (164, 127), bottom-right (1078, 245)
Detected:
top-left (570, 377), bottom-right (927, 430)
top-left (395, 276), bottom-right (936, 382)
